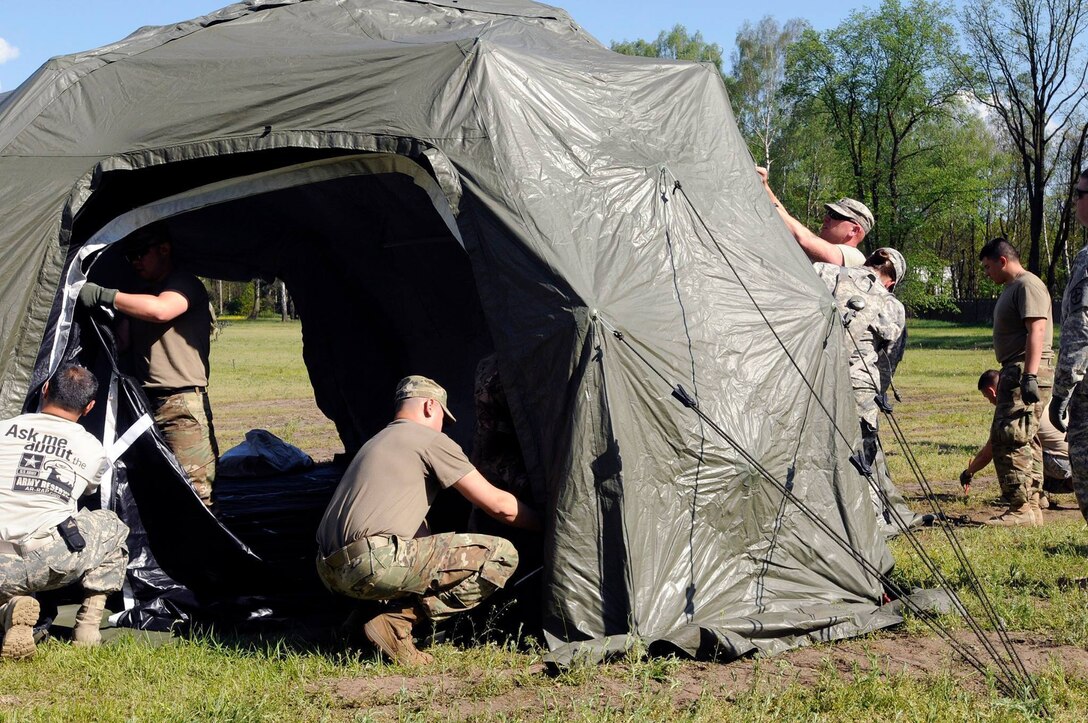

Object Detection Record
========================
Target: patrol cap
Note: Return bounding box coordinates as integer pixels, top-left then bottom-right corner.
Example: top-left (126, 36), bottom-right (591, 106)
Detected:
top-left (394, 375), bottom-right (457, 423)
top-left (824, 198), bottom-right (875, 234)
top-left (869, 247), bottom-right (907, 290)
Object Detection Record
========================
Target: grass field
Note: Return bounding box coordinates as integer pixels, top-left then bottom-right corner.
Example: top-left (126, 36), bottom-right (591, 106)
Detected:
top-left (3, 319), bottom-right (1088, 721)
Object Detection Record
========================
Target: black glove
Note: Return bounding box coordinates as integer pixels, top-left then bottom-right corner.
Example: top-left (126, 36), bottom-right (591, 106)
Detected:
top-left (1051, 394), bottom-right (1070, 433)
top-left (78, 282), bottom-right (118, 309)
top-left (1020, 373), bottom-right (1040, 404)
top-left (959, 469), bottom-right (973, 488)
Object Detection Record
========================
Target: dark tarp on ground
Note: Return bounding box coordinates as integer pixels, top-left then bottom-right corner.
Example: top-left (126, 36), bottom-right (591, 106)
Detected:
top-left (0, 0), bottom-right (897, 661)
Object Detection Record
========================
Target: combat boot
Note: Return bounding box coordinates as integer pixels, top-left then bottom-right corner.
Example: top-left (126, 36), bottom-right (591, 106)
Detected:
top-left (984, 501), bottom-right (1036, 527)
top-left (1039, 493), bottom-right (1051, 510)
top-left (0, 596), bottom-right (40, 660)
top-left (72, 593), bottom-right (107, 647)
top-left (363, 604), bottom-right (433, 665)
top-left (1029, 491), bottom-right (1044, 526)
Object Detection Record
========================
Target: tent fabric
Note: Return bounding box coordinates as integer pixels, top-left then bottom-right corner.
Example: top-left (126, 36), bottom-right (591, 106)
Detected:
top-left (0, 0), bottom-right (897, 658)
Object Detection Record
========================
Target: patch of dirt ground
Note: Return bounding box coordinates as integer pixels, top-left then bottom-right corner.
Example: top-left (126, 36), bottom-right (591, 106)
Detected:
top-left (323, 633), bottom-right (1088, 720)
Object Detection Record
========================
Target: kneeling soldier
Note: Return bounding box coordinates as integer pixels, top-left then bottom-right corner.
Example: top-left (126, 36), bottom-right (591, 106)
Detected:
top-left (316, 376), bottom-right (540, 664)
top-left (0, 364), bottom-right (129, 659)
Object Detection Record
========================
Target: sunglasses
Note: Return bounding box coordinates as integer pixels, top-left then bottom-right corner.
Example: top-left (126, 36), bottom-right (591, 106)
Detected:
top-left (826, 209), bottom-right (856, 223)
top-left (1075, 187), bottom-right (1088, 200)
top-left (124, 244), bottom-right (159, 263)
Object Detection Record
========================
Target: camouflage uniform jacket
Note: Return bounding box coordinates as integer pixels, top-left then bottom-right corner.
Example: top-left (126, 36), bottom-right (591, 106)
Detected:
top-left (815, 263), bottom-right (907, 422)
top-left (1056, 245), bottom-right (1088, 399)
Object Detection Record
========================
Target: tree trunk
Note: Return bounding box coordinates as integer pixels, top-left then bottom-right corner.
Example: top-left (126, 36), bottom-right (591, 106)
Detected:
top-left (249, 279), bottom-right (261, 319)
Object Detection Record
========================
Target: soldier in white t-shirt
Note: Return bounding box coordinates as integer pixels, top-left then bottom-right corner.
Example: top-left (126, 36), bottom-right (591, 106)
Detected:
top-left (0, 364), bottom-right (129, 660)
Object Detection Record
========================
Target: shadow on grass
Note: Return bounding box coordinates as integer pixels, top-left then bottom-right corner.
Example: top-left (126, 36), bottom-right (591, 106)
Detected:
top-left (907, 492), bottom-right (965, 504)
top-left (160, 584), bottom-right (544, 663)
top-left (906, 321), bottom-right (993, 351)
top-left (1043, 542), bottom-right (1088, 558)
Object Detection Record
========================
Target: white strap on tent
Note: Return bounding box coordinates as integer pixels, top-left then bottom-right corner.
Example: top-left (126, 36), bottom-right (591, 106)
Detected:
top-left (107, 413), bottom-right (154, 465)
top-left (97, 375), bottom-right (119, 508)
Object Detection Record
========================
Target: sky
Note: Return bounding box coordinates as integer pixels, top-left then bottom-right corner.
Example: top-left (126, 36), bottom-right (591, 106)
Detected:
top-left (0, 0), bottom-right (860, 92)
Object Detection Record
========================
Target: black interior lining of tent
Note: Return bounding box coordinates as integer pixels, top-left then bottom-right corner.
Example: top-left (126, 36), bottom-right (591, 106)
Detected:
top-left (79, 159), bottom-right (494, 596)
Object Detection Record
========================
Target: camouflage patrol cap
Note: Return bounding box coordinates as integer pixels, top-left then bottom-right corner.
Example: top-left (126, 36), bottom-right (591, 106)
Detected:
top-left (869, 247), bottom-right (907, 291)
top-left (825, 198), bottom-right (875, 234)
top-left (395, 375), bottom-right (457, 423)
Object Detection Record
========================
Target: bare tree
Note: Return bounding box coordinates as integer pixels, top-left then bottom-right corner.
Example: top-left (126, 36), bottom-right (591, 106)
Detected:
top-left (1048, 118), bottom-right (1088, 284)
top-left (961, 0), bottom-right (1088, 275)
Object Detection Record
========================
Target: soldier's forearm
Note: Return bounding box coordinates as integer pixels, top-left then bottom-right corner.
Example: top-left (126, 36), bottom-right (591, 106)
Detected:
top-left (1023, 318), bottom-right (1046, 375)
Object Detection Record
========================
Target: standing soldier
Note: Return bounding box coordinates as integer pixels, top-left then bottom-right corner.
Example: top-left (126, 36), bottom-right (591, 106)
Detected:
top-left (815, 248), bottom-right (919, 533)
top-left (979, 238), bottom-right (1054, 526)
top-left (79, 225), bottom-right (219, 506)
top-left (1050, 169), bottom-right (1088, 521)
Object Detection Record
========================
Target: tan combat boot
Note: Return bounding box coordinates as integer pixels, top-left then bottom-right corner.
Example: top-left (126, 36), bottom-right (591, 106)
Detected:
top-left (1029, 490), bottom-right (1044, 526)
top-left (0, 596), bottom-right (40, 660)
top-left (1039, 493), bottom-right (1051, 510)
top-left (72, 593), bottom-right (107, 647)
top-left (985, 501), bottom-right (1036, 527)
top-left (363, 604), bottom-right (433, 665)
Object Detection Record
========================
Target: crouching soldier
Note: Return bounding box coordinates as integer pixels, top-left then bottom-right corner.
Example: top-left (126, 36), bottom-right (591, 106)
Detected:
top-left (0, 364), bottom-right (129, 659)
top-left (315, 376), bottom-right (540, 665)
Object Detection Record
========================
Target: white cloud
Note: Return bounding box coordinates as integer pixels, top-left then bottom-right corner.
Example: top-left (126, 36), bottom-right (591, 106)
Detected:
top-left (0, 38), bottom-right (21, 64)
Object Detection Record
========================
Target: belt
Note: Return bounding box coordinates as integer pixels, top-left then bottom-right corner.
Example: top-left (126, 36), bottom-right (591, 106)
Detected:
top-left (145, 386), bottom-right (206, 398)
top-left (322, 534), bottom-right (393, 568)
top-left (0, 527), bottom-right (61, 556)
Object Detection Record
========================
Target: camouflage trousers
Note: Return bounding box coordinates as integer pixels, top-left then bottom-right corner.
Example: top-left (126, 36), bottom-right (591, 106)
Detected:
top-left (0, 509), bottom-right (129, 603)
top-left (149, 389), bottom-right (219, 503)
top-left (990, 359), bottom-right (1053, 506)
top-left (316, 532), bottom-right (518, 622)
top-left (1066, 391), bottom-right (1088, 523)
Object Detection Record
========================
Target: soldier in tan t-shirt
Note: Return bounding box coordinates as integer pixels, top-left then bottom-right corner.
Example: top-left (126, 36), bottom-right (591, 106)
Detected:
top-left (79, 225), bottom-right (218, 505)
top-left (756, 166), bottom-right (874, 267)
top-left (978, 237), bottom-right (1054, 526)
top-left (316, 375), bottom-right (540, 666)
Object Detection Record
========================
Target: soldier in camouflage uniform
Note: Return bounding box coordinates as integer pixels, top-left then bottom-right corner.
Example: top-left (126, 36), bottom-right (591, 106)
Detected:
top-left (316, 376), bottom-right (540, 665)
top-left (0, 364), bottom-right (129, 659)
top-left (962, 370), bottom-right (1072, 507)
top-left (815, 248), bottom-right (920, 534)
top-left (1050, 169), bottom-right (1088, 522)
top-left (79, 225), bottom-right (218, 505)
top-left (979, 238), bottom-right (1054, 527)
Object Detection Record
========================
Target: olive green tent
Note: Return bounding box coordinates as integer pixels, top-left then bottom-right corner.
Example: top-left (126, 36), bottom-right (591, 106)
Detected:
top-left (0, 0), bottom-right (900, 660)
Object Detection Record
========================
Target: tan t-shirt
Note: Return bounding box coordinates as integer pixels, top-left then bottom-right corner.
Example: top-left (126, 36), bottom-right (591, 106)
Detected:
top-left (992, 271), bottom-right (1053, 365)
top-left (839, 244), bottom-right (866, 267)
top-left (128, 271), bottom-right (212, 390)
top-left (0, 413), bottom-right (110, 542)
top-left (316, 419), bottom-right (475, 554)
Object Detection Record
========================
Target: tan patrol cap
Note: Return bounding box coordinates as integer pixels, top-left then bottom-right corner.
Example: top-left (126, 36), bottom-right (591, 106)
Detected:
top-left (394, 375), bottom-right (457, 423)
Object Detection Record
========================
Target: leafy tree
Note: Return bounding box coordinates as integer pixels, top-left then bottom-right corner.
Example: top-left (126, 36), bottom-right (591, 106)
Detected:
top-left (786, 0), bottom-right (968, 253)
top-left (726, 16), bottom-right (809, 169)
top-left (960, 0), bottom-right (1088, 275)
top-left (611, 24), bottom-right (724, 75)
